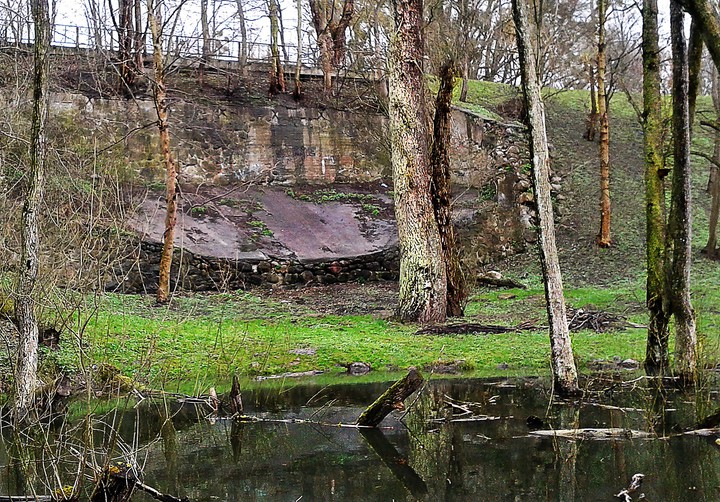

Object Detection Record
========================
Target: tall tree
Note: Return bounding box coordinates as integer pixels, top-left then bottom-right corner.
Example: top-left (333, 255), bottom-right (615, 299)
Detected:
top-left (667, 0), bottom-right (697, 382)
top-left (148, 0), bottom-right (179, 304)
top-left (15, 0), bottom-right (51, 420)
top-left (705, 69), bottom-right (720, 258)
top-left (268, 0), bottom-right (286, 94)
top-left (389, 0), bottom-right (447, 323)
top-left (596, 0), bottom-right (612, 247)
top-left (293, 0), bottom-right (302, 99)
top-left (431, 61), bottom-right (467, 317)
top-left (512, 0), bottom-right (580, 396)
top-left (235, 0), bottom-right (248, 75)
top-left (642, 0), bottom-right (670, 374)
top-left (308, 0), bottom-right (354, 92)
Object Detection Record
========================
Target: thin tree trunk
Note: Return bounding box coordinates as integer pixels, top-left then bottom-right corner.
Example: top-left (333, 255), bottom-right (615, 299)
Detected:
top-left (390, 0), bottom-right (447, 324)
top-left (642, 0), bottom-right (670, 375)
top-left (15, 0), bottom-right (51, 421)
top-left (293, 0), bottom-right (302, 99)
top-left (199, 0), bottom-right (210, 85)
top-left (277, 0), bottom-right (289, 63)
top-left (431, 61), bottom-right (467, 317)
top-left (268, 0), bottom-right (285, 94)
top-left (148, 0), bottom-right (179, 305)
top-left (678, 0), bottom-right (720, 75)
top-left (460, 54), bottom-right (469, 102)
top-left (706, 69), bottom-right (720, 258)
top-left (688, 20), bottom-right (703, 130)
top-left (512, 0), bottom-right (579, 396)
top-left (596, 0), bottom-right (611, 247)
top-left (584, 62), bottom-right (598, 141)
top-left (134, 0), bottom-right (144, 76)
top-left (667, 0), bottom-right (697, 383)
top-left (236, 0), bottom-right (248, 76)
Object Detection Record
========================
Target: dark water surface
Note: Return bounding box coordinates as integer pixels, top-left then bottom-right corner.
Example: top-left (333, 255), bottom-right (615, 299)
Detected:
top-left (4, 375), bottom-right (720, 501)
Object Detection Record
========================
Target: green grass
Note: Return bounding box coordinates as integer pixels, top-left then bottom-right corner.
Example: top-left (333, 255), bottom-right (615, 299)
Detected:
top-left (62, 269), bottom-right (720, 392)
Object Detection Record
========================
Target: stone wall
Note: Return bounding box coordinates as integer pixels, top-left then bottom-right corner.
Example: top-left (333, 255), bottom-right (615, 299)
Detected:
top-left (111, 242), bottom-right (399, 293)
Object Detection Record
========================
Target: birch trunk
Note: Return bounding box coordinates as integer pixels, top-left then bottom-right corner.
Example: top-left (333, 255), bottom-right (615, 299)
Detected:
top-left (390, 0), bottom-right (447, 324)
top-left (148, 0), bottom-right (179, 305)
top-left (511, 0), bottom-right (579, 396)
top-left (667, 0), bottom-right (697, 382)
top-left (15, 0), bottom-right (51, 420)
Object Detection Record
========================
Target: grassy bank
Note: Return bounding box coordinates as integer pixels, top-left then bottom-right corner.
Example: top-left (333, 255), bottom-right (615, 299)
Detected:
top-left (43, 267), bottom-right (718, 392)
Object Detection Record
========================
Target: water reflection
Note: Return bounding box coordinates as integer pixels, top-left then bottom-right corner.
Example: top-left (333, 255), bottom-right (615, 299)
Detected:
top-left (2, 376), bottom-right (720, 501)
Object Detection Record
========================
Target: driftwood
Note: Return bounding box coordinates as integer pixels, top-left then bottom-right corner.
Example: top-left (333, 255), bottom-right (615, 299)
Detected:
top-left (356, 369), bottom-right (424, 427)
top-left (614, 473), bottom-right (645, 501)
top-left (360, 429), bottom-right (428, 497)
top-left (529, 428), bottom-right (653, 440)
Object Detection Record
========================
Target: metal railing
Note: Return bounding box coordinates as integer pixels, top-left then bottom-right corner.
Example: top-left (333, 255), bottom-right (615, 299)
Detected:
top-left (0, 22), bottom-right (384, 74)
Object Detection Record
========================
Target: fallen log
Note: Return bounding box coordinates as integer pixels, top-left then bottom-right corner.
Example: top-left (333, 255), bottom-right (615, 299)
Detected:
top-left (529, 428), bottom-right (653, 440)
top-left (356, 369), bottom-right (424, 427)
top-left (415, 322), bottom-right (535, 335)
top-left (476, 272), bottom-right (527, 289)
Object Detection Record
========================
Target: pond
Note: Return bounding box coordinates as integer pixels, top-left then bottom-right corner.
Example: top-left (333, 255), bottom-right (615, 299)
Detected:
top-left (2, 375), bottom-right (720, 501)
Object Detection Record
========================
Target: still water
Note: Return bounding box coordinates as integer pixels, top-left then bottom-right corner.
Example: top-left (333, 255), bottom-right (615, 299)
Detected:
top-left (3, 375), bottom-right (720, 501)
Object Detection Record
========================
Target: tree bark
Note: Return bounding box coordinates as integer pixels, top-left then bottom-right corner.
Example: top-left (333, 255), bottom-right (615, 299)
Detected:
top-left (309, 0), bottom-right (354, 93)
top-left (293, 0), bottom-right (302, 99)
top-left (584, 62), bottom-right (598, 141)
top-left (389, 0), bottom-right (447, 324)
top-left (268, 0), bottom-right (285, 94)
top-left (235, 0), bottom-right (248, 76)
top-left (199, 0), bottom-right (210, 85)
top-left (667, 0), bottom-right (697, 383)
top-left (15, 0), bottom-right (51, 421)
top-left (642, 0), bottom-right (670, 375)
top-left (149, 0), bottom-right (179, 305)
top-left (677, 0), bottom-right (720, 76)
top-left (596, 0), bottom-right (612, 247)
top-left (705, 69), bottom-right (720, 258)
top-left (431, 61), bottom-right (467, 317)
top-left (688, 20), bottom-right (703, 130)
top-left (512, 0), bottom-right (579, 397)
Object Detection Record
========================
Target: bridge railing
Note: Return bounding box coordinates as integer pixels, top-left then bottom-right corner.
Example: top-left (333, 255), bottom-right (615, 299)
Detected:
top-left (0, 22), bottom-right (383, 73)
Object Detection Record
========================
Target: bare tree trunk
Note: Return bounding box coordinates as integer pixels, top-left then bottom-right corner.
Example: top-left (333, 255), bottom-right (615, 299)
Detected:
top-left (596, 0), bottom-right (612, 247)
top-left (688, 20), bottom-right (703, 129)
top-left (678, 0), bottom-right (720, 75)
top-left (390, 0), bottom-right (447, 324)
top-left (118, 0), bottom-right (136, 91)
top-left (642, 0), bottom-right (670, 375)
top-left (134, 0), bottom-right (145, 76)
top-left (431, 61), bottom-right (467, 317)
top-left (268, 0), bottom-right (285, 94)
top-left (236, 0), bottom-right (248, 76)
top-left (148, 0), bottom-right (179, 305)
top-left (199, 0), bottom-right (210, 85)
top-left (584, 62), bottom-right (598, 141)
top-left (460, 53), bottom-right (469, 102)
top-left (293, 0), bottom-right (302, 99)
top-left (512, 0), bottom-right (579, 396)
top-left (667, 0), bottom-right (697, 383)
top-left (705, 69), bottom-right (720, 258)
top-left (15, 0), bottom-right (51, 421)
top-left (308, 0), bottom-right (354, 93)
